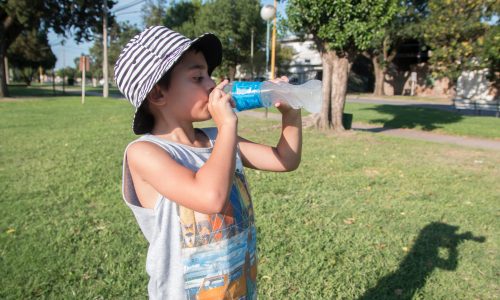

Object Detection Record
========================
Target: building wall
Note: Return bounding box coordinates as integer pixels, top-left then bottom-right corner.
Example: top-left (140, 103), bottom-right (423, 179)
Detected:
top-left (280, 36), bottom-right (322, 84)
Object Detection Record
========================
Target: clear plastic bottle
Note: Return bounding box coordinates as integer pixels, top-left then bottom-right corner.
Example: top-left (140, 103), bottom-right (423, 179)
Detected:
top-left (223, 79), bottom-right (322, 113)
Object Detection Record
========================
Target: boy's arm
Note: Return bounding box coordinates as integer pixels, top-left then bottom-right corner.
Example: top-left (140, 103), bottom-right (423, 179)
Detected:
top-left (238, 103), bottom-right (302, 172)
top-left (127, 80), bottom-right (237, 214)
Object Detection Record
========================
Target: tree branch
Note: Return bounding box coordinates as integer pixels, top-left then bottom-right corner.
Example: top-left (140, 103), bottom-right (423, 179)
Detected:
top-left (3, 15), bottom-right (14, 31)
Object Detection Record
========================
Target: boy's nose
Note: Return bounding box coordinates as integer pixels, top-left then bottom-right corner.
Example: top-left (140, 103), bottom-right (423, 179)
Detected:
top-left (206, 77), bottom-right (216, 93)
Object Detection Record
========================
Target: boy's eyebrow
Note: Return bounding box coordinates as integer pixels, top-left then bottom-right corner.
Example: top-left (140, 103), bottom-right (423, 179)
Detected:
top-left (187, 64), bottom-right (207, 71)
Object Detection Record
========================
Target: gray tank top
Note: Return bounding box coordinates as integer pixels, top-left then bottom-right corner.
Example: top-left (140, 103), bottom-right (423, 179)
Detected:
top-left (121, 127), bottom-right (258, 299)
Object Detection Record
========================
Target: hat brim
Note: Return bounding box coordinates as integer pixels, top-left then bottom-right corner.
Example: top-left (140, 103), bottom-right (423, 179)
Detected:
top-left (132, 33), bottom-right (222, 135)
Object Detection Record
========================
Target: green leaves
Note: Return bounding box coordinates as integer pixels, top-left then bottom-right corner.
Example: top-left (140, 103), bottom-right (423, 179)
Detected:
top-left (287, 0), bottom-right (398, 53)
top-left (422, 0), bottom-right (499, 80)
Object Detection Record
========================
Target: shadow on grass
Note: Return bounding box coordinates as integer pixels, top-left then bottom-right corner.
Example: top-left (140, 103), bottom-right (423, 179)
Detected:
top-left (6, 85), bottom-right (70, 98)
top-left (363, 105), bottom-right (464, 132)
top-left (358, 222), bottom-right (485, 300)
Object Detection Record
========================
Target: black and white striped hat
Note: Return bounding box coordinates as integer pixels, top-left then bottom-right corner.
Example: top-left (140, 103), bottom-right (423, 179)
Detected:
top-left (114, 26), bottom-right (222, 135)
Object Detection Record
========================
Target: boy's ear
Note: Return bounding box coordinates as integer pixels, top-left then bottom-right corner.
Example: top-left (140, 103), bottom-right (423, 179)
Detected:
top-left (147, 84), bottom-right (166, 106)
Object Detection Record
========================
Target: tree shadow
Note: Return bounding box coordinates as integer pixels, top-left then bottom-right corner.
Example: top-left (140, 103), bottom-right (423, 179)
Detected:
top-left (358, 222), bottom-right (485, 300)
top-left (4, 85), bottom-right (124, 99)
top-left (363, 105), bottom-right (464, 131)
top-left (6, 85), bottom-right (73, 98)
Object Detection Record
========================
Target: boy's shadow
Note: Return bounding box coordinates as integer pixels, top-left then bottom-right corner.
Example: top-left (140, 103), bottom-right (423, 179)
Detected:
top-left (358, 222), bottom-right (485, 300)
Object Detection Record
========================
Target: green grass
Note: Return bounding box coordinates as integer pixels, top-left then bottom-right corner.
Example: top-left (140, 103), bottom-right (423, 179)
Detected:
top-left (345, 102), bottom-right (500, 140)
top-left (1, 96), bottom-right (499, 299)
top-left (257, 103), bottom-right (500, 140)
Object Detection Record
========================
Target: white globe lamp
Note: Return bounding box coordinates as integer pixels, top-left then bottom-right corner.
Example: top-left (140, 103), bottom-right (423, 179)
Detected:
top-left (260, 5), bottom-right (276, 78)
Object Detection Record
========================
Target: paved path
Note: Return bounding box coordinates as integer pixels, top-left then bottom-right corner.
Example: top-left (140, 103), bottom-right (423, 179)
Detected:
top-left (239, 111), bottom-right (500, 151)
top-left (352, 122), bottom-right (500, 151)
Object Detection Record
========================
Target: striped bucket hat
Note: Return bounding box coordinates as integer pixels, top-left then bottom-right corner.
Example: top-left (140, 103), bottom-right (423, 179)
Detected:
top-left (114, 26), bottom-right (222, 135)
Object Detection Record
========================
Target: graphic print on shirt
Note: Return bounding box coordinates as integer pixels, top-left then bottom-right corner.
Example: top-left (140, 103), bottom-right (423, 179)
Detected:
top-left (177, 169), bottom-right (257, 300)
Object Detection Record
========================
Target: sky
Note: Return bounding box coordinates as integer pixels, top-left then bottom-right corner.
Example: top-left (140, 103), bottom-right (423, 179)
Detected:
top-left (48, 0), bottom-right (287, 70)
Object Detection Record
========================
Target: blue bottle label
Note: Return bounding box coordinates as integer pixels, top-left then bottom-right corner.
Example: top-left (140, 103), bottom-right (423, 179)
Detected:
top-left (231, 81), bottom-right (263, 111)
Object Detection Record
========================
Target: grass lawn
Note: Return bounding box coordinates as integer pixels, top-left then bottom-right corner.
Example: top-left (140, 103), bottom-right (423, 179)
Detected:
top-left (345, 102), bottom-right (500, 140)
top-left (1, 96), bottom-right (498, 299)
top-left (256, 103), bottom-right (500, 140)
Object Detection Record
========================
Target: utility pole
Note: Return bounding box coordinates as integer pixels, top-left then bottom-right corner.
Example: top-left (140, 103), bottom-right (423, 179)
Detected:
top-left (270, 0), bottom-right (277, 80)
top-left (52, 68), bottom-right (55, 95)
top-left (103, 0), bottom-right (109, 98)
top-left (62, 40), bottom-right (65, 94)
top-left (251, 28), bottom-right (254, 78)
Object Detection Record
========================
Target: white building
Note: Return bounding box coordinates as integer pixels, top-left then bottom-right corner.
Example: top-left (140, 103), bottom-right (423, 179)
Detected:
top-left (280, 35), bottom-right (322, 84)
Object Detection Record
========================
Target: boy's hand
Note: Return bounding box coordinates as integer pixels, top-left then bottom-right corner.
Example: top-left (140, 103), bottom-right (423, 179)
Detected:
top-left (269, 76), bottom-right (300, 116)
top-left (208, 79), bottom-right (237, 129)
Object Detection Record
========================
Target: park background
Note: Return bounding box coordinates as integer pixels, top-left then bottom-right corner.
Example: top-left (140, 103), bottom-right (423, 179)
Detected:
top-left (1, 0), bottom-right (499, 299)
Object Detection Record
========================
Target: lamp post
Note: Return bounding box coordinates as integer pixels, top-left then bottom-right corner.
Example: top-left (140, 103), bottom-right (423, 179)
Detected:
top-left (260, 5), bottom-right (276, 80)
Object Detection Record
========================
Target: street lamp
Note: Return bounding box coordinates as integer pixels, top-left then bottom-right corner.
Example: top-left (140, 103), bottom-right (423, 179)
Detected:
top-left (260, 4), bottom-right (276, 79)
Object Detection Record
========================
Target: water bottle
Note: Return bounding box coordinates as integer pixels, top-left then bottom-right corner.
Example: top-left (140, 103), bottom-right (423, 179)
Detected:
top-left (223, 80), bottom-right (322, 113)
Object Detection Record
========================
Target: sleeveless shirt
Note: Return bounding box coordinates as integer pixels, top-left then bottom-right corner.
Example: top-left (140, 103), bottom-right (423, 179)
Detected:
top-left (121, 127), bottom-right (258, 299)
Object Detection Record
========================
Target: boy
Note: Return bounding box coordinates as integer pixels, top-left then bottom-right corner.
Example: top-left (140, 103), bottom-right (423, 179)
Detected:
top-left (116, 26), bottom-right (302, 299)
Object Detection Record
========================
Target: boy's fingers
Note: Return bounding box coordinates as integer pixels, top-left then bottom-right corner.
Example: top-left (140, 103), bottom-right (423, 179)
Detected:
top-left (215, 79), bottom-right (229, 91)
top-left (222, 93), bottom-right (232, 104)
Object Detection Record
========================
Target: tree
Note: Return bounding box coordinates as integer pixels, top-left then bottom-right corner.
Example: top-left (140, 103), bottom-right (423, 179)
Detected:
top-left (142, 0), bottom-right (167, 28)
top-left (89, 21), bottom-right (140, 80)
top-left (0, 0), bottom-right (115, 97)
top-left (481, 23), bottom-right (499, 86)
top-left (186, 0), bottom-right (266, 80)
top-left (422, 0), bottom-right (499, 82)
top-left (7, 29), bottom-right (56, 85)
top-left (161, 0), bottom-right (265, 80)
top-left (287, 0), bottom-right (398, 131)
top-left (366, 0), bottom-right (428, 96)
top-left (163, 0), bottom-right (201, 38)
top-left (56, 66), bottom-right (77, 86)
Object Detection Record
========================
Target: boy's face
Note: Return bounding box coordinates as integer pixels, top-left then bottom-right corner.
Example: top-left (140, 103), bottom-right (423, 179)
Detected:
top-left (158, 50), bottom-right (216, 122)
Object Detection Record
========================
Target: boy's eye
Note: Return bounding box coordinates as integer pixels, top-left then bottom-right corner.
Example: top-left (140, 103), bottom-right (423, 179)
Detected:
top-left (193, 76), bottom-right (203, 82)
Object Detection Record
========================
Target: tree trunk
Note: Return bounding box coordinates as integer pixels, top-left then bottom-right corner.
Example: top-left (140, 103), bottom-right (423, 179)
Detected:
top-left (330, 51), bottom-right (351, 132)
top-left (372, 55), bottom-right (385, 96)
top-left (318, 51), bottom-right (333, 129)
top-left (0, 37), bottom-right (9, 98)
top-left (228, 65), bottom-right (236, 81)
top-left (318, 50), bottom-right (351, 131)
top-left (373, 37), bottom-right (397, 97)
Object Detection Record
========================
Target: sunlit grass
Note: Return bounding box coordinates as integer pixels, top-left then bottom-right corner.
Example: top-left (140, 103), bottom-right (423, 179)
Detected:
top-left (1, 96), bottom-right (498, 299)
